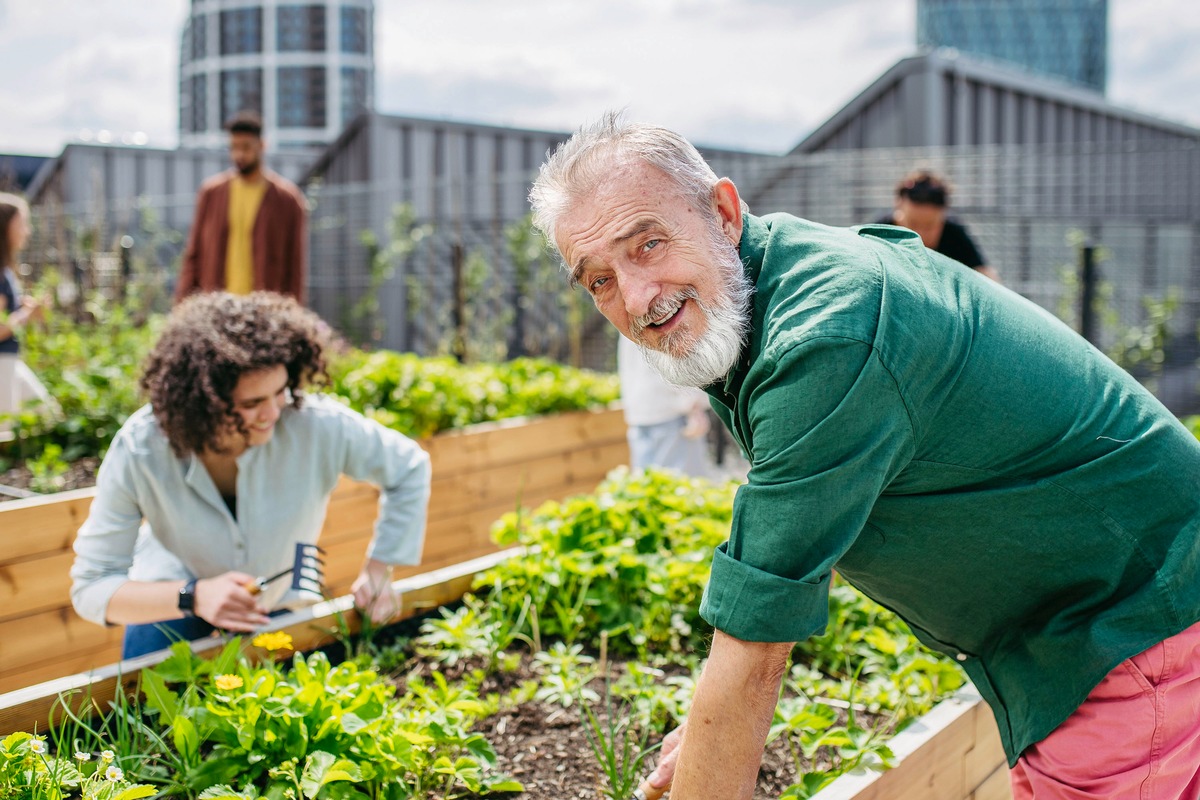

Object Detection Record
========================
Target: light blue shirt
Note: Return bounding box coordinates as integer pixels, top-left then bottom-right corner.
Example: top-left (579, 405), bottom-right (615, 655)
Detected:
top-left (70, 394), bottom-right (432, 626)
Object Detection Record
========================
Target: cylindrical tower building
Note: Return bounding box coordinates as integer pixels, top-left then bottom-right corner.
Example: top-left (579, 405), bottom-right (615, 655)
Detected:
top-left (179, 0), bottom-right (374, 150)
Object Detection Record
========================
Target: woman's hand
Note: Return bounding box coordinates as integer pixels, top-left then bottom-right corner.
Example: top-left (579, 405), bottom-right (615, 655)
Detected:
top-left (20, 296), bottom-right (45, 324)
top-left (352, 559), bottom-right (401, 624)
top-left (195, 572), bottom-right (271, 630)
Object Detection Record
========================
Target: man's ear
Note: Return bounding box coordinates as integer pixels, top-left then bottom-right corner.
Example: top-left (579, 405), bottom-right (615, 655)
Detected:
top-left (713, 178), bottom-right (743, 246)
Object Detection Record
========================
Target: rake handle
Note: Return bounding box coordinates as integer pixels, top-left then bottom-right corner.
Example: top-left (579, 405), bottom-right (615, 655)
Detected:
top-left (633, 782), bottom-right (666, 800)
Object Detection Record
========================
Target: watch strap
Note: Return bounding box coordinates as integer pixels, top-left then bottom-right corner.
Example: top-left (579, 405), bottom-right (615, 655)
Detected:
top-left (178, 577), bottom-right (198, 617)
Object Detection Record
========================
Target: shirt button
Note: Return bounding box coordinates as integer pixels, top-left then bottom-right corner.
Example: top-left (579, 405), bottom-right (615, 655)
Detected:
top-left (956, 653), bottom-right (968, 662)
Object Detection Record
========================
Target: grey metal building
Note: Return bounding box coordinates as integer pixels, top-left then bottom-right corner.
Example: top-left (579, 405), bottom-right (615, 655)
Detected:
top-left (794, 50), bottom-right (1199, 153)
top-left (179, 0), bottom-right (374, 151)
top-left (917, 0), bottom-right (1108, 93)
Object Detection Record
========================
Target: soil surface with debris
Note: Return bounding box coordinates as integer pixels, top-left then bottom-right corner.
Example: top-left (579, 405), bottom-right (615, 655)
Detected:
top-left (393, 653), bottom-right (845, 800)
top-left (0, 457), bottom-right (99, 502)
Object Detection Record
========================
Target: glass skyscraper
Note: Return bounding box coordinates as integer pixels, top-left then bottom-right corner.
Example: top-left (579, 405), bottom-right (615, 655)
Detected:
top-left (917, 0), bottom-right (1108, 93)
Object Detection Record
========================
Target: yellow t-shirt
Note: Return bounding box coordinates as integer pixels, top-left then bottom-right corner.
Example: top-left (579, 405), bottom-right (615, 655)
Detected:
top-left (225, 177), bottom-right (268, 294)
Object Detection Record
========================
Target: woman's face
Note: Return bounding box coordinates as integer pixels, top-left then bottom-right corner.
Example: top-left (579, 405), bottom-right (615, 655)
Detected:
top-left (6, 208), bottom-right (30, 255)
top-left (225, 364), bottom-right (290, 450)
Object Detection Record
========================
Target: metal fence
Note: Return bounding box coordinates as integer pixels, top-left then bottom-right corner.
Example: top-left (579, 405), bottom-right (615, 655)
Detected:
top-left (21, 139), bottom-right (1200, 408)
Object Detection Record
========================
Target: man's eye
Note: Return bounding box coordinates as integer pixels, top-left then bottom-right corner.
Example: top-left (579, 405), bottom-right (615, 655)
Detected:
top-left (642, 239), bottom-right (661, 252)
top-left (588, 276), bottom-right (610, 295)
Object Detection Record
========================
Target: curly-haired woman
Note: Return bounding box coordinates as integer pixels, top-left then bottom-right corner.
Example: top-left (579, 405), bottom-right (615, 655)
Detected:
top-left (70, 292), bottom-right (431, 658)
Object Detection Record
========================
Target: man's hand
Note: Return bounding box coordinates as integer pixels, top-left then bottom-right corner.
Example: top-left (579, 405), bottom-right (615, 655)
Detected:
top-left (352, 559), bottom-right (400, 624)
top-left (195, 572), bottom-right (270, 630)
top-left (639, 721), bottom-right (686, 796)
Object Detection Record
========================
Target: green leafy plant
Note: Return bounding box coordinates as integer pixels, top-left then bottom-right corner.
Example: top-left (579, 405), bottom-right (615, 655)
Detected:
top-left (26, 443), bottom-right (70, 494)
top-left (481, 467), bottom-right (736, 660)
top-left (580, 683), bottom-right (661, 800)
top-left (81, 636), bottom-right (523, 799)
top-left (354, 203), bottom-right (430, 347)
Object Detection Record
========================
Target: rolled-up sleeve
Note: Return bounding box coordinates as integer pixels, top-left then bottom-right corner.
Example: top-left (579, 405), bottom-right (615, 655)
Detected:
top-left (336, 407), bottom-right (432, 565)
top-left (700, 337), bottom-right (914, 642)
top-left (70, 434), bottom-right (143, 626)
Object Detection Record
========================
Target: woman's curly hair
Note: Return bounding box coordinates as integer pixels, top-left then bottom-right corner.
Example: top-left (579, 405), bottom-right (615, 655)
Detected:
top-left (140, 292), bottom-right (329, 456)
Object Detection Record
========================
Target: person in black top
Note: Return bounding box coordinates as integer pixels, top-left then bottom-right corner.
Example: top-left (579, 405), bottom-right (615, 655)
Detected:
top-left (0, 193), bottom-right (55, 425)
top-left (876, 170), bottom-right (1000, 282)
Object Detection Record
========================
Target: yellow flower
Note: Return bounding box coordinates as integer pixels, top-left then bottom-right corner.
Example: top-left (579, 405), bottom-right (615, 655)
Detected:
top-left (214, 674), bottom-right (244, 691)
top-left (252, 631), bottom-right (294, 652)
top-left (29, 739), bottom-right (46, 755)
top-left (100, 750), bottom-right (115, 762)
top-left (105, 765), bottom-right (124, 782)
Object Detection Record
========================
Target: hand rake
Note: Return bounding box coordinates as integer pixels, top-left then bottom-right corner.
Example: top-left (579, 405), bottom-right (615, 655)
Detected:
top-left (244, 542), bottom-right (326, 596)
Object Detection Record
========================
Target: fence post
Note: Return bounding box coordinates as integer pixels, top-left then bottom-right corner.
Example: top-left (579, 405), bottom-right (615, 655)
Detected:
top-left (119, 235), bottom-right (133, 302)
top-left (71, 257), bottom-right (85, 323)
top-left (1079, 241), bottom-right (1098, 345)
top-left (450, 243), bottom-right (466, 363)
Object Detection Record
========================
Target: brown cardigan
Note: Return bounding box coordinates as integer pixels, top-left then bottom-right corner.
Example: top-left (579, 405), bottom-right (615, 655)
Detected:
top-left (176, 169), bottom-right (308, 304)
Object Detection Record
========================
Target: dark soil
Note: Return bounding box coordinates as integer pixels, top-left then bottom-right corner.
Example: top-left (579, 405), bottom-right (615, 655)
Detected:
top-left (0, 457), bottom-right (100, 501)
top-left (393, 652), bottom-right (847, 800)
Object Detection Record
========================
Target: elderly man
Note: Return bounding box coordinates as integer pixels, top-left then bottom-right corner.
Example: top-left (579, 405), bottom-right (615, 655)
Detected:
top-left (529, 115), bottom-right (1200, 800)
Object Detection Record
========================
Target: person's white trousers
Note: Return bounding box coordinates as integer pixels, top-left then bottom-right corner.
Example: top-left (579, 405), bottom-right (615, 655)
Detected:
top-left (0, 352), bottom-right (55, 430)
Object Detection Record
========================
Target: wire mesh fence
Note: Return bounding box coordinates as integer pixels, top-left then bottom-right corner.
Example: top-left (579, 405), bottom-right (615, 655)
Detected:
top-left (18, 139), bottom-right (1200, 407)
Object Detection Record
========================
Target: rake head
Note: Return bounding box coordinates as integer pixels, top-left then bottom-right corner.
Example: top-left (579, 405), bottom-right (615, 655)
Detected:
top-left (245, 542), bottom-right (326, 596)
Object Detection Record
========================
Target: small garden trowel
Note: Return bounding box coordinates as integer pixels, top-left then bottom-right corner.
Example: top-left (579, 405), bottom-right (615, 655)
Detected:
top-left (244, 542), bottom-right (326, 596)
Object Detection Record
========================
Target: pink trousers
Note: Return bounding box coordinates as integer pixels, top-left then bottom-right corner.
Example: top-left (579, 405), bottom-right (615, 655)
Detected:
top-left (1010, 620), bottom-right (1200, 799)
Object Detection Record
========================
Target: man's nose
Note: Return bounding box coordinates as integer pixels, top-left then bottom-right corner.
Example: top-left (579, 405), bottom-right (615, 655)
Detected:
top-left (618, 268), bottom-right (661, 320)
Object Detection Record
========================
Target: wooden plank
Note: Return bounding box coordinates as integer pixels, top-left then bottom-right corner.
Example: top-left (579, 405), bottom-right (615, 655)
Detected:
top-left (0, 607), bottom-right (121, 665)
top-left (0, 642), bottom-right (124, 696)
top-left (0, 490), bottom-right (94, 564)
top-left (965, 698), bottom-right (1008, 791)
top-left (568, 439), bottom-right (630, 476)
top-left (319, 495), bottom-right (381, 544)
top-left (0, 551), bottom-right (75, 623)
top-left (970, 766), bottom-right (1013, 800)
top-left (424, 408), bottom-right (625, 476)
top-left (428, 446), bottom-right (601, 518)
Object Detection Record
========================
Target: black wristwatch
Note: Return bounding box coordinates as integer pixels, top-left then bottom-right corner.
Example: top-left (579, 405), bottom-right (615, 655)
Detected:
top-left (178, 578), bottom-right (198, 617)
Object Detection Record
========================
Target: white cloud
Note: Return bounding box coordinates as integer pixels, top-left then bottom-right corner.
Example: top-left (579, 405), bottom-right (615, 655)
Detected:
top-left (0, 0), bottom-right (188, 153)
top-left (0, 0), bottom-right (1196, 156)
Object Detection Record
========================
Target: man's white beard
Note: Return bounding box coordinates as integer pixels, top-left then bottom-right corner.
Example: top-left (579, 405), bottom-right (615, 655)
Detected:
top-left (634, 234), bottom-right (752, 388)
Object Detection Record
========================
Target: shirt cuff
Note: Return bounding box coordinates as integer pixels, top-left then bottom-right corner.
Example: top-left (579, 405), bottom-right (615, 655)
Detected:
top-left (700, 542), bottom-right (831, 643)
top-left (70, 574), bottom-right (131, 628)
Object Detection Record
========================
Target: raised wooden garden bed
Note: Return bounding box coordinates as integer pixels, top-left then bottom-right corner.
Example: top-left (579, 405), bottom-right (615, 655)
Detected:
top-left (0, 406), bottom-right (628, 694)
top-left (0, 538), bottom-right (1012, 800)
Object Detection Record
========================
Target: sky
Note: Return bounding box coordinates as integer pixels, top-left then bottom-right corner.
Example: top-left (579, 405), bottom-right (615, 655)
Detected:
top-left (1, 0), bottom-right (1198, 157)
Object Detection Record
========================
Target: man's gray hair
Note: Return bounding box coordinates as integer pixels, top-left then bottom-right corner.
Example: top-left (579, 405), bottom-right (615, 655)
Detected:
top-left (529, 111), bottom-right (722, 251)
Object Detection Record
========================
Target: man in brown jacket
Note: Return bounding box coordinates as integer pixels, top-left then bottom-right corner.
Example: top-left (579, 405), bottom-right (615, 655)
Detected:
top-left (176, 111), bottom-right (308, 304)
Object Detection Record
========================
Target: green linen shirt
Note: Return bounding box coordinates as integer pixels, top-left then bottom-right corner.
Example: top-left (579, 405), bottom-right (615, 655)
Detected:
top-left (699, 212), bottom-right (1200, 765)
